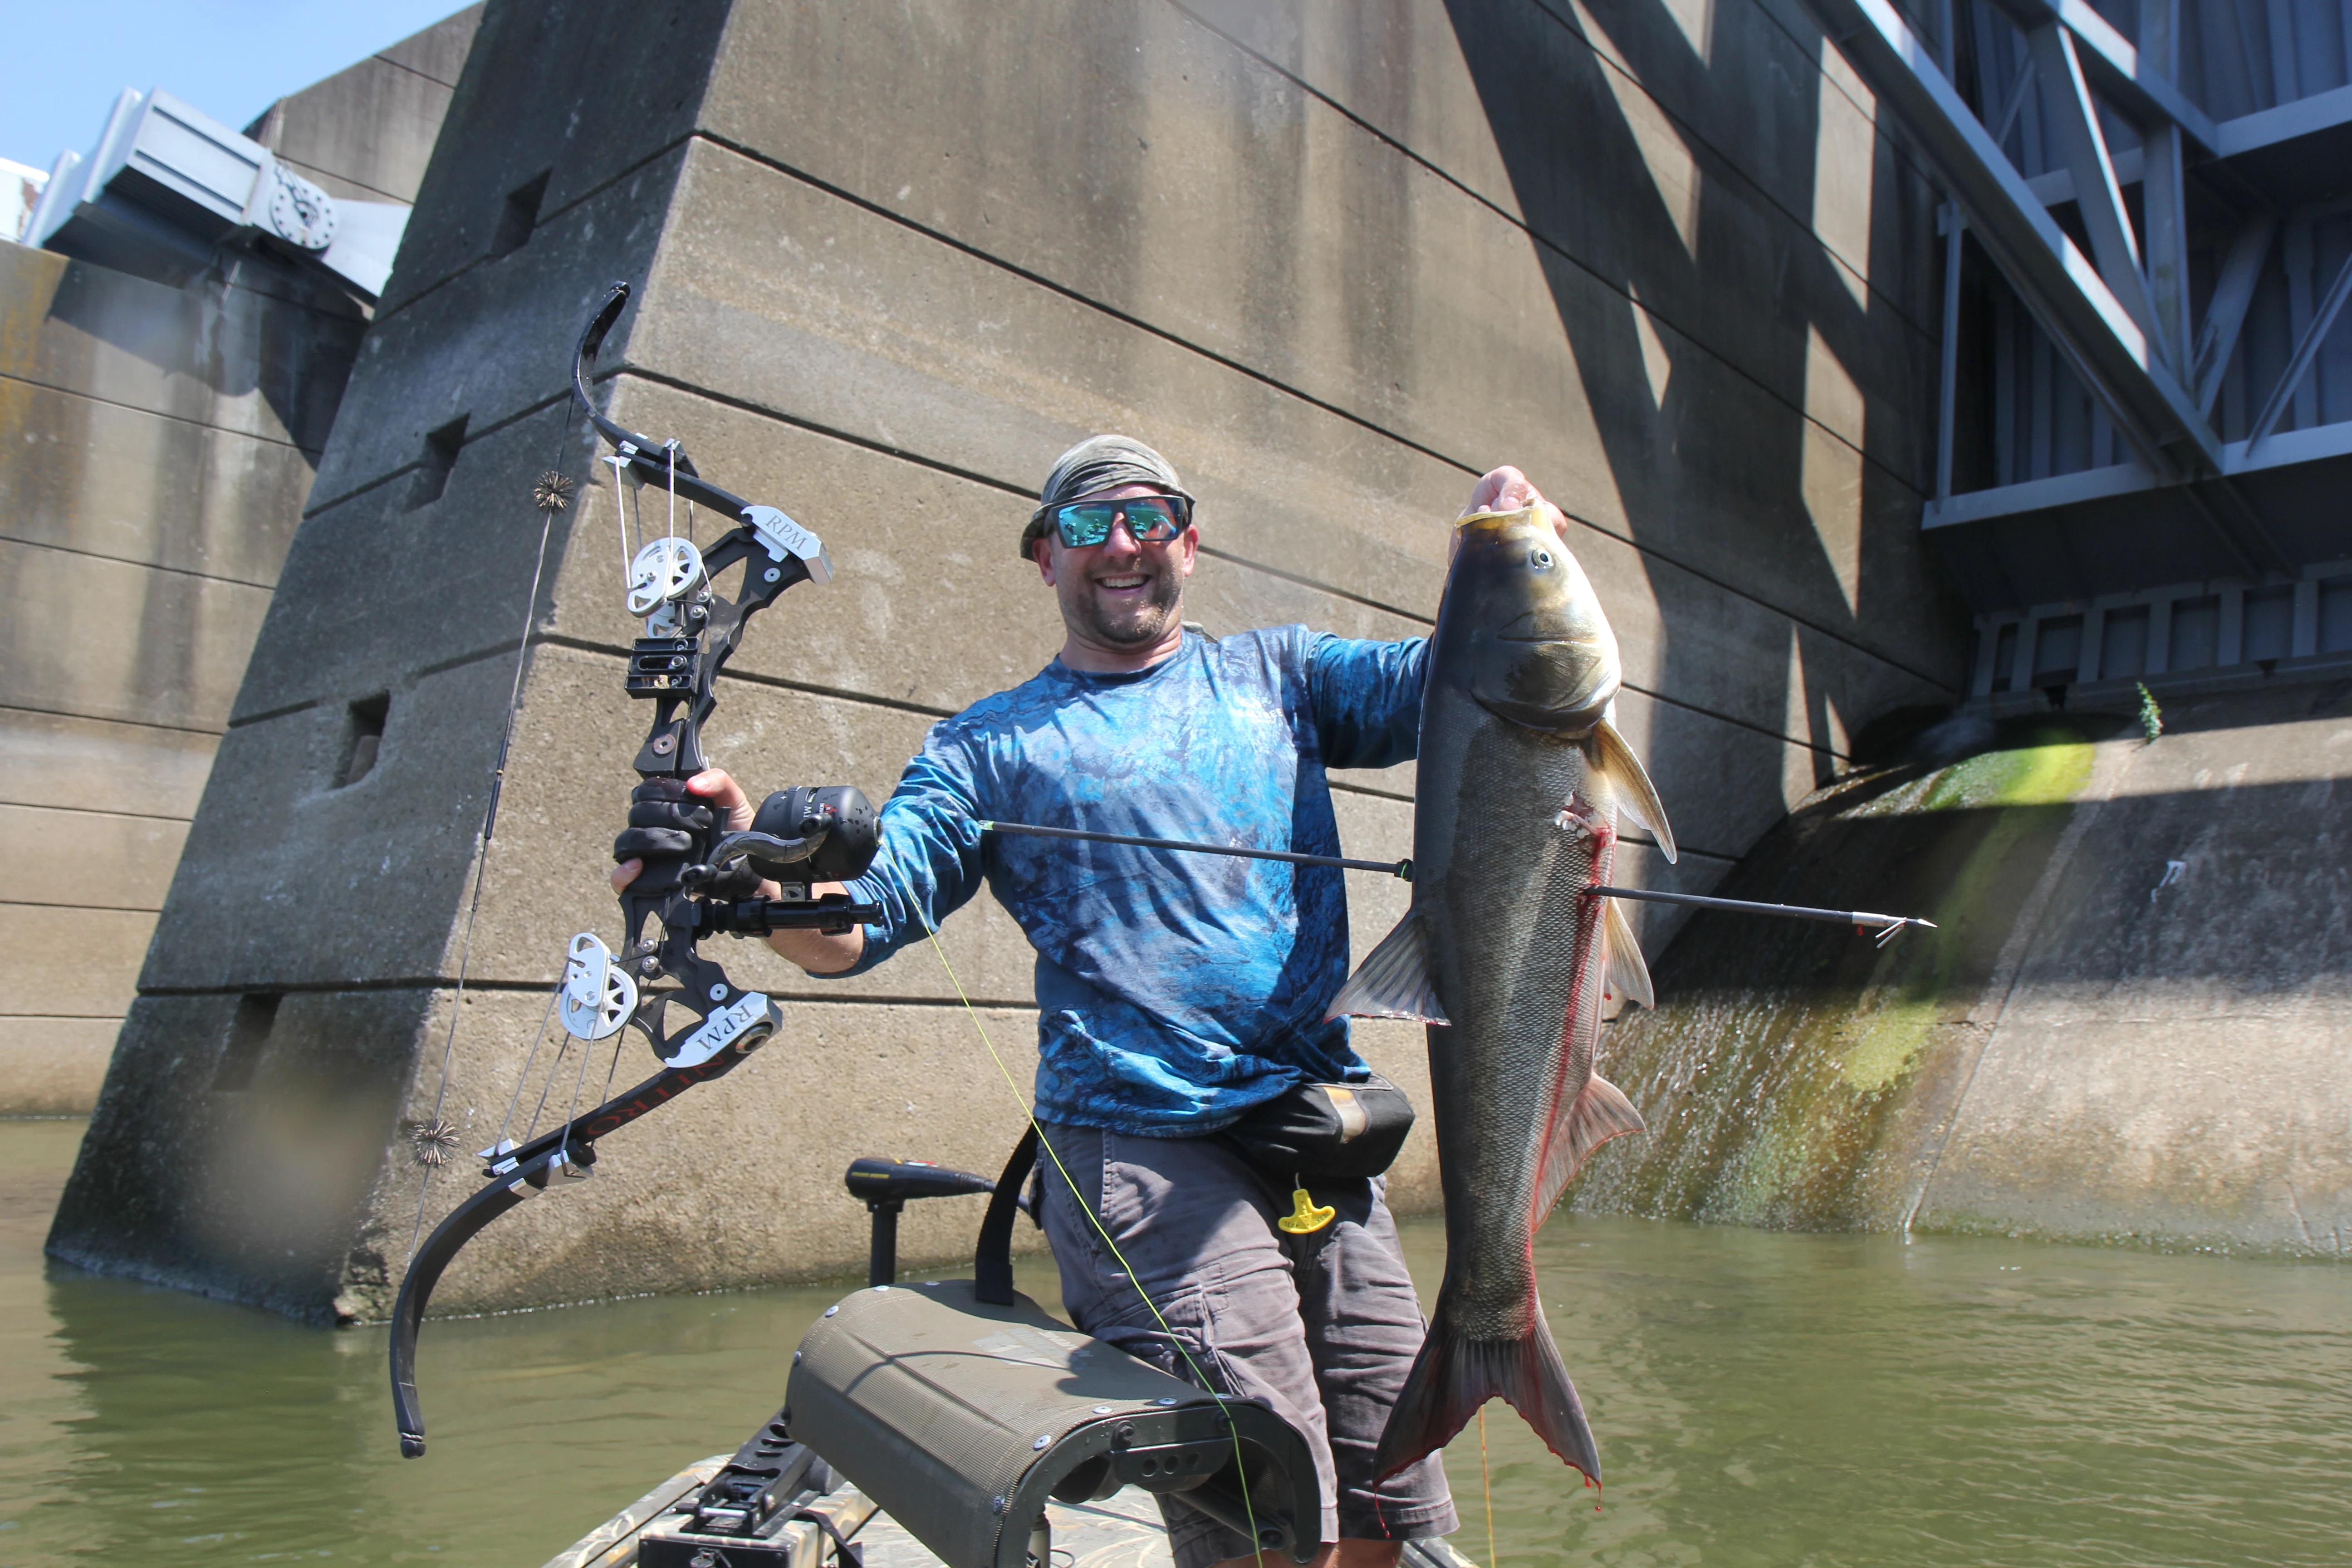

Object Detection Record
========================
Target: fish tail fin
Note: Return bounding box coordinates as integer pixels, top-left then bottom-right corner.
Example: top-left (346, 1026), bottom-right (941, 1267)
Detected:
top-left (1327, 907), bottom-right (1450, 1023)
top-left (1375, 1309), bottom-right (1600, 1486)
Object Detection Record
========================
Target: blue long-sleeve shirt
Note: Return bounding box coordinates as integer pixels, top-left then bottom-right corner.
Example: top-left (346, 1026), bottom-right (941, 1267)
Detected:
top-left (833, 625), bottom-right (1426, 1134)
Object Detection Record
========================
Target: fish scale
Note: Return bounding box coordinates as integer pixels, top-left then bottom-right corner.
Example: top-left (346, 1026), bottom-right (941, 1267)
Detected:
top-left (1429, 714), bottom-right (1611, 1344)
top-left (1327, 506), bottom-right (1675, 1490)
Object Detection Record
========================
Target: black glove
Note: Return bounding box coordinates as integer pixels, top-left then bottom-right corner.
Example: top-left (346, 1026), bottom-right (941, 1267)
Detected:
top-left (613, 778), bottom-right (720, 895)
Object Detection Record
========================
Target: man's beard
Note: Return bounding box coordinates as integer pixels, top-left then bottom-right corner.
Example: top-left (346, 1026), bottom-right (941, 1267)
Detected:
top-left (1062, 558), bottom-right (1185, 648)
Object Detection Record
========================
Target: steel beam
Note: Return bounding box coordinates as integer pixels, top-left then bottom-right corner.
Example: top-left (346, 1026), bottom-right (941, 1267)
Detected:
top-left (2247, 250), bottom-right (2352, 450)
top-left (1987, 0), bottom-right (2219, 149)
top-left (2193, 216), bottom-right (2277, 416)
top-left (1921, 416), bottom-right (2352, 529)
top-left (2026, 24), bottom-right (2160, 349)
top-left (2136, 0), bottom-right (2191, 380)
top-left (1803, 0), bottom-right (2222, 474)
top-left (1938, 208), bottom-right (1963, 499)
top-left (2140, 124), bottom-right (2192, 373)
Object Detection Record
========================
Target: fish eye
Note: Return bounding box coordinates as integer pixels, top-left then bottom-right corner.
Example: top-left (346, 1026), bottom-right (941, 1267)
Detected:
top-left (1529, 548), bottom-right (1553, 568)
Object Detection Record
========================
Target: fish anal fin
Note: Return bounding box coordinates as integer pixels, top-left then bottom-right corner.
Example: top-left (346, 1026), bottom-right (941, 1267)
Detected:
top-left (1603, 898), bottom-right (1654, 1010)
top-left (1590, 718), bottom-right (1677, 863)
top-left (1534, 1073), bottom-right (1645, 1220)
top-left (1326, 907), bottom-right (1450, 1024)
top-left (1374, 1309), bottom-right (1599, 1486)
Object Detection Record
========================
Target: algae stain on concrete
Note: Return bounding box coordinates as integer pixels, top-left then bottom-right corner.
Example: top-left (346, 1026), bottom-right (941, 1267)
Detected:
top-left (1837, 725), bottom-right (2090, 1097)
top-left (1573, 721), bottom-right (2096, 1234)
top-left (1917, 723), bottom-right (2092, 811)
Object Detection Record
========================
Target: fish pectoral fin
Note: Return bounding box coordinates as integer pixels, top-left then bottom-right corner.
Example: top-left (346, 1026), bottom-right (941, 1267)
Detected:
top-left (1590, 717), bottom-right (1677, 863)
top-left (1602, 898), bottom-right (1654, 1010)
top-left (1325, 908), bottom-right (1450, 1024)
top-left (1535, 1073), bottom-right (1646, 1219)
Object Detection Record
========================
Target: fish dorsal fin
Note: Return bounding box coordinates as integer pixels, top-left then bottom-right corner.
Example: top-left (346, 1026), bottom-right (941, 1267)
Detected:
top-left (1602, 897), bottom-right (1654, 1010)
top-left (1325, 907), bottom-right (1450, 1024)
top-left (1589, 716), bottom-right (1677, 863)
top-left (1534, 1073), bottom-right (1645, 1221)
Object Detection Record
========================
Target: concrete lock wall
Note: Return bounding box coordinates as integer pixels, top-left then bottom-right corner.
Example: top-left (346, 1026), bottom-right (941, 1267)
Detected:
top-left (0, 8), bottom-right (481, 1117)
top-left (47, 0), bottom-right (1966, 1321)
top-left (1572, 683), bottom-right (2352, 1257)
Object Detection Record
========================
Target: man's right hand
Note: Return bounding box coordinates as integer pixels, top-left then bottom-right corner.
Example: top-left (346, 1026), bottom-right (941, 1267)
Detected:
top-left (610, 767), bottom-right (866, 976)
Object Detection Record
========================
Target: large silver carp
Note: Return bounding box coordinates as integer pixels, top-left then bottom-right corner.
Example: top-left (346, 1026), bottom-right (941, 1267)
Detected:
top-left (1330, 506), bottom-right (1676, 1487)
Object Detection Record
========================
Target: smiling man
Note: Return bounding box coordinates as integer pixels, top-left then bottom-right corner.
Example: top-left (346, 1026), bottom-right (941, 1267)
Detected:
top-left (624, 435), bottom-right (1567, 1568)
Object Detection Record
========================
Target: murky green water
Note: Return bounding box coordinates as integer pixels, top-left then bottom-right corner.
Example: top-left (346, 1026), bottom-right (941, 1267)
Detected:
top-left (5, 1119), bottom-right (2347, 1567)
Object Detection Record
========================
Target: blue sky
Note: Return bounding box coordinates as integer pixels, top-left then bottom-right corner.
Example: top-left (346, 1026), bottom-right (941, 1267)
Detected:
top-left (4, 1), bottom-right (473, 174)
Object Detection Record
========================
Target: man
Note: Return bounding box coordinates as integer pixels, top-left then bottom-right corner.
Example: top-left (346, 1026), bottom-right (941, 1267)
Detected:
top-left (620, 437), bottom-right (1567, 1568)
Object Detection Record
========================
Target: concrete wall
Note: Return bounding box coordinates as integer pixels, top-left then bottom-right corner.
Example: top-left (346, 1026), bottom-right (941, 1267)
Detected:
top-left (48, 0), bottom-right (1968, 1321)
top-left (0, 9), bottom-right (480, 1115)
top-left (1572, 682), bottom-right (2352, 1255)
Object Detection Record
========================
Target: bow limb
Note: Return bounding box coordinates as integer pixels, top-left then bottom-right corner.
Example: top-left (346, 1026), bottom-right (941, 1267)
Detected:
top-left (390, 1051), bottom-right (755, 1455)
top-left (392, 1153), bottom-right (543, 1457)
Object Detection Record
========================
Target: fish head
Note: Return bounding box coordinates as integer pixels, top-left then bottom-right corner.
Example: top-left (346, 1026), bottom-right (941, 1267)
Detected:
top-left (1437, 507), bottom-right (1620, 735)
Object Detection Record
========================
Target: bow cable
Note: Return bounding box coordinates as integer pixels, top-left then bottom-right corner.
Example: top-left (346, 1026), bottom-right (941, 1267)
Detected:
top-left (405, 385), bottom-right (585, 1264)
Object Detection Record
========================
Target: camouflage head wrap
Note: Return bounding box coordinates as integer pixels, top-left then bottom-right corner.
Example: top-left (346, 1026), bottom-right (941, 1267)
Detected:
top-left (1018, 434), bottom-right (1195, 561)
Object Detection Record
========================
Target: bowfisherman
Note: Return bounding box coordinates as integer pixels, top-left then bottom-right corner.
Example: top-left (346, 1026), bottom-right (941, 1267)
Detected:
top-left (617, 437), bottom-right (1569, 1568)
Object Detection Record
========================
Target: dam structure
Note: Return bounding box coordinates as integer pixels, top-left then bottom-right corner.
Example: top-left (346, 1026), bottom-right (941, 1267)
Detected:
top-left (18, 0), bottom-right (2342, 1317)
top-left (0, 10), bottom-right (483, 1116)
top-left (1564, 0), bottom-right (2352, 1256)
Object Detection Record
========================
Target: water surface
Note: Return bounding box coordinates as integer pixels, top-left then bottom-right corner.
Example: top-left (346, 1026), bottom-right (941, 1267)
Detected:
top-left (3, 1120), bottom-right (2344, 1566)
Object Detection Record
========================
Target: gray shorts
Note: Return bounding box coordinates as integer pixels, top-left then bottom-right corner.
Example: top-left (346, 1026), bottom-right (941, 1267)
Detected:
top-left (1036, 1122), bottom-right (1457, 1568)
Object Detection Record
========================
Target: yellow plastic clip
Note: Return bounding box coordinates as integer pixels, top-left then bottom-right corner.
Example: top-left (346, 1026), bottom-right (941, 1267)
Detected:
top-left (1277, 1186), bottom-right (1336, 1235)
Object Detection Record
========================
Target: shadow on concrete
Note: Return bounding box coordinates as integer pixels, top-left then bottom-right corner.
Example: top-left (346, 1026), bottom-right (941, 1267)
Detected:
top-left (1443, 0), bottom-right (1955, 789)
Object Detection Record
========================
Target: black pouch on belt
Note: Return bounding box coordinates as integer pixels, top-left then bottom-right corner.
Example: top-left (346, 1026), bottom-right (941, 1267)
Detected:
top-left (1221, 1077), bottom-right (1416, 1185)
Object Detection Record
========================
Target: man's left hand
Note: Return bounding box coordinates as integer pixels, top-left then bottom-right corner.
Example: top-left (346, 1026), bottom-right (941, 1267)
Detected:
top-left (1463, 465), bottom-right (1571, 541)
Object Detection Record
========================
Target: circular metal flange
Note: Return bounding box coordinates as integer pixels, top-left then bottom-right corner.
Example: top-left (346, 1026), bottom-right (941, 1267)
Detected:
top-left (265, 163), bottom-right (337, 251)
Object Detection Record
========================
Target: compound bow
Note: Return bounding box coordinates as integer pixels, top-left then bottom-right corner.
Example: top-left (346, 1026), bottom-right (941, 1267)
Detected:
top-left (390, 282), bottom-right (882, 1457)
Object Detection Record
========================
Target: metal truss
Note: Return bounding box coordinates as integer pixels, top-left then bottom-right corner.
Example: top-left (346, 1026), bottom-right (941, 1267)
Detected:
top-left (1804, 0), bottom-right (2352, 578)
top-left (1806, 0), bottom-right (2217, 475)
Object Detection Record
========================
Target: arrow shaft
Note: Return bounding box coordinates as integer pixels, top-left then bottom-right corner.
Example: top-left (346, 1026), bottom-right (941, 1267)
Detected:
top-left (972, 823), bottom-right (1932, 933)
top-left (975, 819), bottom-right (1410, 878)
top-left (1587, 884), bottom-right (1931, 931)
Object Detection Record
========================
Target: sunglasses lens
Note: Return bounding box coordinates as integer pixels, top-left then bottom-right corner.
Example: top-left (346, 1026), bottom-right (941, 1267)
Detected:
top-left (1055, 505), bottom-right (1118, 546)
top-left (1126, 500), bottom-right (1180, 540)
top-left (1051, 496), bottom-right (1189, 546)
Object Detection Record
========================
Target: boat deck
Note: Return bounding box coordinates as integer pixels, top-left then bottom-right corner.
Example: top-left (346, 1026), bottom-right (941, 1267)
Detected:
top-left (542, 1460), bottom-right (1476, 1568)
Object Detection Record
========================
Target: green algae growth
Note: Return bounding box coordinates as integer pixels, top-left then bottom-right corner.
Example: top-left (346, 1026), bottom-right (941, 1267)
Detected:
top-left (1572, 720), bottom-right (2097, 1233)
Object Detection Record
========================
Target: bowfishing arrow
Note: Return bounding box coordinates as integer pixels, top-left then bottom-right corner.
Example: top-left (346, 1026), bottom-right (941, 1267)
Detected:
top-left (974, 818), bottom-right (1412, 879)
top-left (1580, 885), bottom-right (1936, 945)
top-left (390, 281), bottom-right (883, 1458)
top-left (971, 820), bottom-right (1934, 943)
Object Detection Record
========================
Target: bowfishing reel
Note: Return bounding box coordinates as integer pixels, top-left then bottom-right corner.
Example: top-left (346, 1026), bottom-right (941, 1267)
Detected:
top-left (719, 785), bottom-right (882, 887)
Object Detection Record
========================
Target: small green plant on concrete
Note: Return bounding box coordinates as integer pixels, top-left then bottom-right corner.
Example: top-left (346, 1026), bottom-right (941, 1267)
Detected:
top-left (2136, 682), bottom-right (2163, 744)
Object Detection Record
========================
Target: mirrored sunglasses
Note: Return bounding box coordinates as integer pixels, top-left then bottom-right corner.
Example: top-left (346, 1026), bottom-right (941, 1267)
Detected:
top-left (1047, 495), bottom-right (1193, 548)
